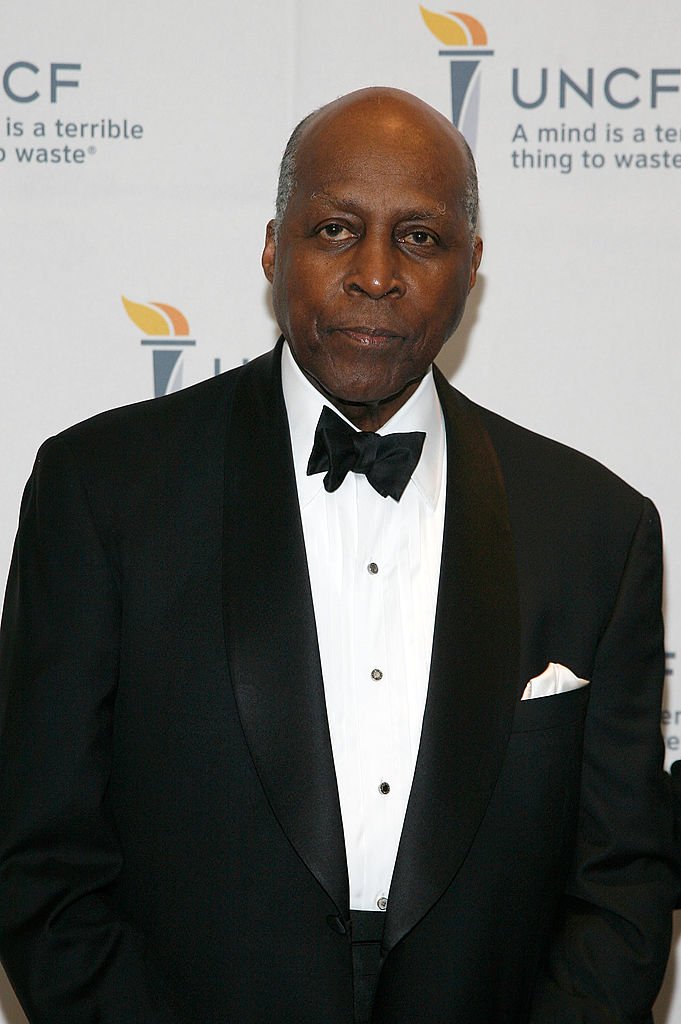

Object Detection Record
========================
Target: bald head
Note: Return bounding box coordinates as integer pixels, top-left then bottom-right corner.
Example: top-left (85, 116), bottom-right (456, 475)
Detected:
top-left (274, 87), bottom-right (478, 242)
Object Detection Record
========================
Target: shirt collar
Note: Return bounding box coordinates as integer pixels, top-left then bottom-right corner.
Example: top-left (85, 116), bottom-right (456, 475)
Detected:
top-left (281, 341), bottom-right (445, 510)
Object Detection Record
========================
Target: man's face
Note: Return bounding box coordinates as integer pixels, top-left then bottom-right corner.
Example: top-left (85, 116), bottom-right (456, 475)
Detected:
top-left (262, 92), bottom-right (482, 428)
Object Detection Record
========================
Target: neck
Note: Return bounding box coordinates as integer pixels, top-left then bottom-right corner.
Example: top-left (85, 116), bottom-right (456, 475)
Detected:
top-left (308, 375), bottom-right (423, 432)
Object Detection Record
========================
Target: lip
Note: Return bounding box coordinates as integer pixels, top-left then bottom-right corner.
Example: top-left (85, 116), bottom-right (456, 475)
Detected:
top-left (334, 326), bottom-right (403, 344)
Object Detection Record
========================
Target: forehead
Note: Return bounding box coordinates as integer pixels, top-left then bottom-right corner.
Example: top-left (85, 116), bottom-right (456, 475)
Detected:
top-left (291, 102), bottom-right (467, 214)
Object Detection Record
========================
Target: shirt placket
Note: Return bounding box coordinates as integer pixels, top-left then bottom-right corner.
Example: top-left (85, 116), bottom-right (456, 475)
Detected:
top-left (353, 479), bottom-right (395, 911)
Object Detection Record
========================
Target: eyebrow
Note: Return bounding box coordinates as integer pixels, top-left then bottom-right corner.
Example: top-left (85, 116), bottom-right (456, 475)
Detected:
top-left (309, 190), bottom-right (447, 221)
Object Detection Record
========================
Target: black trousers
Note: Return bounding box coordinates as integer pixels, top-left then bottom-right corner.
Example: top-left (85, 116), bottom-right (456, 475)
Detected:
top-left (350, 910), bottom-right (385, 1024)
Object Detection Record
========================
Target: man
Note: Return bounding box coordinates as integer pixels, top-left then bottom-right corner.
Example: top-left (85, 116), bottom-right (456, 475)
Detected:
top-left (0, 87), bottom-right (676, 1023)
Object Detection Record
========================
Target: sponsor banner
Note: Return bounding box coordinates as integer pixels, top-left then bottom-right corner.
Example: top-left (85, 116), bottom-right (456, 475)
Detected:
top-left (1, 2), bottom-right (680, 1021)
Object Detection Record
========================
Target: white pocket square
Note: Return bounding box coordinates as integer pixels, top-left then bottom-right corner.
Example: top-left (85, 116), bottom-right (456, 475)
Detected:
top-left (521, 662), bottom-right (590, 700)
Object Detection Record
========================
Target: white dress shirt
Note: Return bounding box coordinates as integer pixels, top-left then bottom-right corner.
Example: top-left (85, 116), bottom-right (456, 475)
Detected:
top-left (281, 342), bottom-right (447, 912)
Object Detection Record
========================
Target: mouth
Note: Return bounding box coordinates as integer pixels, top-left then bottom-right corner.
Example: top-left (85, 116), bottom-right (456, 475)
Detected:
top-left (333, 326), bottom-right (403, 345)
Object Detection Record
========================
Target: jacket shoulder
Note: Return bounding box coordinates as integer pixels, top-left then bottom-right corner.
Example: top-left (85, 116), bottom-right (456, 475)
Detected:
top-left (472, 394), bottom-right (646, 511)
top-left (26, 359), bottom-right (261, 532)
top-left (436, 376), bottom-right (654, 550)
top-left (50, 363), bottom-right (242, 462)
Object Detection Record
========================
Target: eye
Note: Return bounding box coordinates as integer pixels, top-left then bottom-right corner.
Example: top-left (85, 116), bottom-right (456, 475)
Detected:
top-left (317, 222), bottom-right (355, 241)
top-left (401, 229), bottom-right (437, 246)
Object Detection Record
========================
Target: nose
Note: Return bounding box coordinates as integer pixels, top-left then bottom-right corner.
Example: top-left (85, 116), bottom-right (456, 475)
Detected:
top-left (343, 234), bottom-right (405, 299)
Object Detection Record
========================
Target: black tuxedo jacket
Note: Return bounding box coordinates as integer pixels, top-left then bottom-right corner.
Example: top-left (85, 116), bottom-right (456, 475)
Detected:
top-left (0, 342), bottom-right (676, 1023)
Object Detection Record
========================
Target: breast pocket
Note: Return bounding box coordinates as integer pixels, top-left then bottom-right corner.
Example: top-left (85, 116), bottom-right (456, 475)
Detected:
top-left (511, 683), bottom-right (591, 733)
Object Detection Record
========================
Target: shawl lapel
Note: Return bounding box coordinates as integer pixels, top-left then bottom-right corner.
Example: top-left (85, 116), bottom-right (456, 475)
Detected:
top-left (382, 369), bottom-right (520, 953)
top-left (222, 343), bottom-right (349, 921)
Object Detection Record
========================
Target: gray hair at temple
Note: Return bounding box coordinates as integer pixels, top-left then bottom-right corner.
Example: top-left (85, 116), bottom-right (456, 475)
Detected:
top-left (273, 109), bottom-right (480, 244)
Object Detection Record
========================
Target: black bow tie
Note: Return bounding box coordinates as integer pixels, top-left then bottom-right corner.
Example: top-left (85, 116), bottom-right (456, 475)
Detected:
top-left (307, 406), bottom-right (426, 502)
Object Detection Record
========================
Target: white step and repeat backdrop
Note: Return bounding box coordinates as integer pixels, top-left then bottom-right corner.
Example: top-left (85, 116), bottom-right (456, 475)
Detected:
top-left (1, 2), bottom-right (680, 1020)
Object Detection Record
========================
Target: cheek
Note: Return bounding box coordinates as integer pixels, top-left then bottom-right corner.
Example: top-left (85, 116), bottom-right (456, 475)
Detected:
top-left (274, 260), bottom-right (327, 326)
top-left (427, 268), bottom-right (473, 325)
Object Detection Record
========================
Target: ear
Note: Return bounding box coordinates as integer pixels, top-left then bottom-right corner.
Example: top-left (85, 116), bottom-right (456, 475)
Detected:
top-left (468, 235), bottom-right (483, 291)
top-left (262, 220), bottom-right (277, 283)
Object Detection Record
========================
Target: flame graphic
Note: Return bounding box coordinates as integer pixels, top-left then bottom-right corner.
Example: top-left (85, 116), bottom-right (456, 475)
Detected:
top-left (121, 295), bottom-right (190, 336)
top-left (419, 7), bottom-right (487, 46)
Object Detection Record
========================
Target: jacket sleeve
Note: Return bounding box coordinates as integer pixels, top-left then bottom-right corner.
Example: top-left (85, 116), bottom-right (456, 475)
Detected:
top-left (0, 436), bottom-right (181, 1023)
top-left (529, 498), bottom-right (679, 1023)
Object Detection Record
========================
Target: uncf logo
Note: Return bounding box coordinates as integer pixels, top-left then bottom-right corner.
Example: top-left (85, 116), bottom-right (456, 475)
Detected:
top-left (420, 8), bottom-right (493, 152)
top-left (122, 296), bottom-right (196, 397)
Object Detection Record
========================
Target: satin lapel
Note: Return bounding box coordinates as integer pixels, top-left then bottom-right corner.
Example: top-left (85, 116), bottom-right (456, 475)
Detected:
top-left (222, 342), bottom-right (349, 918)
top-left (382, 370), bottom-right (520, 953)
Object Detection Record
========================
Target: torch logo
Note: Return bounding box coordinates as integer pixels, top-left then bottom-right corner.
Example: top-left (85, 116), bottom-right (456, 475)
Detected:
top-left (122, 295), bottom-right (196, 397)
top-left (419, 7), bottom-right (493, 152)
